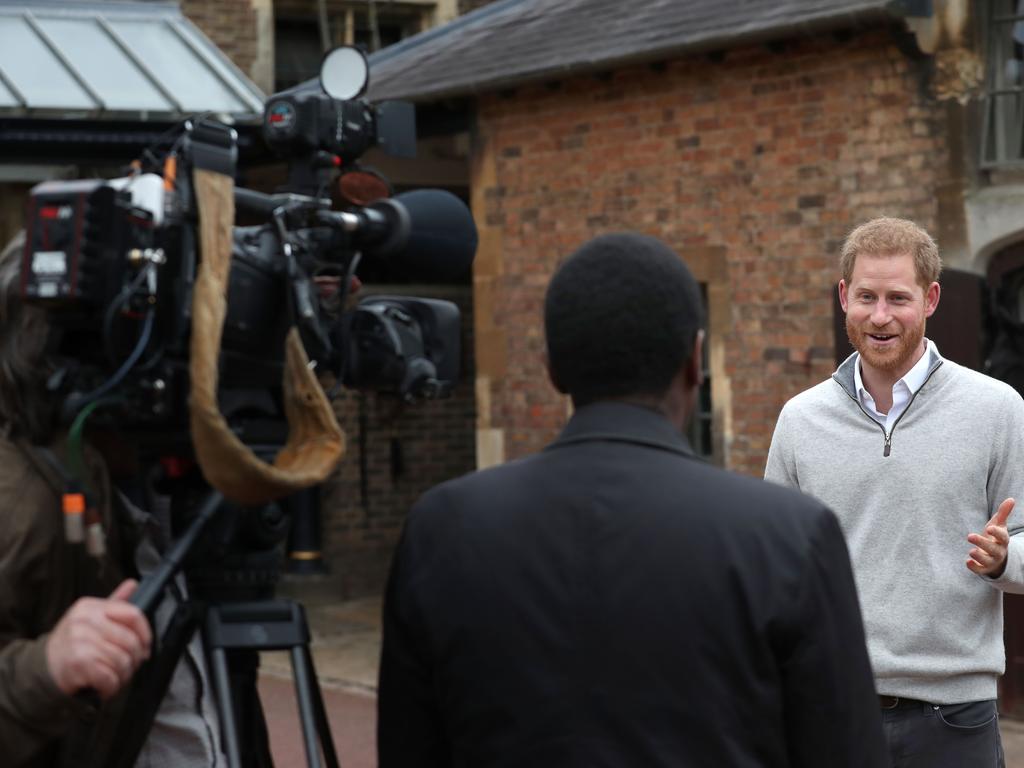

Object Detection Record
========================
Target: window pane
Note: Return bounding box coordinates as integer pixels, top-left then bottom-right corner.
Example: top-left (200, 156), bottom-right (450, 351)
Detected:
top-left (354, 9), bottom-right (412, 50)
top-left (984, 0), bottom-right (1024, 164)
top-left (987, 92), bottom-right (1024, 164)
top-left (36, 18), bottom-right (172, 112)
top-left (0, 75), bottom-right (18, 108)
top-left (276, 19), bottom-right (321, 91)
top-left (107, 19), bottom-right (247, 113)
top-left (0, 17), bottom-right (94, 109)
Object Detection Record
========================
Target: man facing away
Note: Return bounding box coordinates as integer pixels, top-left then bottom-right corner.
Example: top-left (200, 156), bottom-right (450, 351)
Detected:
top-left (766, 216), bottom-right (1024, 767)
top-left (378, 232), bottom-right (887, 767)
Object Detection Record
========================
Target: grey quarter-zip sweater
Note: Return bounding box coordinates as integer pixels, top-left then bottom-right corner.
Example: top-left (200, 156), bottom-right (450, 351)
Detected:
top-left (766, 346), bottom-right (1024, 704)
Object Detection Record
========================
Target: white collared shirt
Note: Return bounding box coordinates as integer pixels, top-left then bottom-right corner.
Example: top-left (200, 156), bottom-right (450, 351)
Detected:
top-left (854, 339), bottom-right (940, 432)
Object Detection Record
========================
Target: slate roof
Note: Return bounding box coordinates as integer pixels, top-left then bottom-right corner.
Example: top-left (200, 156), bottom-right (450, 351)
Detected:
top-left (367, 0), bottom-right (906, 102)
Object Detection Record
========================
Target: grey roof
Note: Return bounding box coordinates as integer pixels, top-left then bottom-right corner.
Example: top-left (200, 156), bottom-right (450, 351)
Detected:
top-left (0, 0), bottom-right (265, 121)
top-left (367, 0), bottom-right (905, 102)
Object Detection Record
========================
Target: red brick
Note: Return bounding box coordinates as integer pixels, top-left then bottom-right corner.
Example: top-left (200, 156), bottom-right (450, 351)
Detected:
top-left (475, 30), bottom-right (948, 478)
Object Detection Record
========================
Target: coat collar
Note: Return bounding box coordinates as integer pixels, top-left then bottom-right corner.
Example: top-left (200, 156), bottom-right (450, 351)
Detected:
top-left (545, 401), bottom-right (697, 460)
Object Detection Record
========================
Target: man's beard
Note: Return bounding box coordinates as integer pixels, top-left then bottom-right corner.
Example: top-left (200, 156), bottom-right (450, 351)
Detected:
top-left (846, 316), bottom-right (925, 374)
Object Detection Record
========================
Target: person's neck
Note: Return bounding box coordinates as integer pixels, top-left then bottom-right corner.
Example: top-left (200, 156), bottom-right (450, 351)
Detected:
top-left (860, 343), bottom-right (927, 415)
top-left (614, 392), bottom-right (687, 432)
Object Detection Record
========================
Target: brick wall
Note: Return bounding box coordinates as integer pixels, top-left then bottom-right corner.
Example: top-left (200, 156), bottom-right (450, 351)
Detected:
top-left (473, 29), bottom-right (950, 477)
top-left (318, 286), bottom-right (476, 597)
top-left (181, 0), bottom-right (260, 80)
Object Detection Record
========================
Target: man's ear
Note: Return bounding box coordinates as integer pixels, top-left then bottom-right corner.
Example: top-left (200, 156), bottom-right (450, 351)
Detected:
top-left (924, 281), bottom-right (941, 318)
top-left (544, 352), bottom-right (567, 394)
top-left (684, 330), bottom-right (705, 388)
top-left (838, 280), bottom-right (849, 313)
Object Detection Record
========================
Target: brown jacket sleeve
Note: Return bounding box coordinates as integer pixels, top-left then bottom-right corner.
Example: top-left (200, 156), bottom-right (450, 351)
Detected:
top-left (0, 438), bottom-right (116, 765)
top-left (0, 635), bottom-right (89, 763)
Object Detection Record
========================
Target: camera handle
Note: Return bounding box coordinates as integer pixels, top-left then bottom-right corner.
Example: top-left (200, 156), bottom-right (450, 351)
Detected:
top-left (131, 489), bottom-right (225, 613)
top-left (97, 584), bottom-right (205, 768)
top-left (85, 489), bottom-right (224, 768)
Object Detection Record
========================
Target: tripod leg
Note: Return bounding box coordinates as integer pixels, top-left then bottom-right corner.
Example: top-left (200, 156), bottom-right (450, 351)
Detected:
top-left (205, 599), bottom-right (340, 768)
top-left (291, 646), bottom-right (325, 768)
top-left (210, 646), bottom-right (244, 768)
top-left (303, 648), bottom-right (341, 768)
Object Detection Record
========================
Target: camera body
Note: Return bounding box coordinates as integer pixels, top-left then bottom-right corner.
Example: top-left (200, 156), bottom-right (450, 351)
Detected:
top-left (263, 82), bottom-right (415, 196)
top-left (18, 48), bottom-right (475, 449)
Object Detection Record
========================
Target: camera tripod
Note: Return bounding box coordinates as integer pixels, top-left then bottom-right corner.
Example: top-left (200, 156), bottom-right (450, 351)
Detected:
top-left (94, 489), bottom-right (341, 768)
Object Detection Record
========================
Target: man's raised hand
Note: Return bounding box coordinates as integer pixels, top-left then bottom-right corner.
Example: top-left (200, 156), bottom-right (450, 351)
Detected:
top-left (966, 498), bottom-right (1015, 578)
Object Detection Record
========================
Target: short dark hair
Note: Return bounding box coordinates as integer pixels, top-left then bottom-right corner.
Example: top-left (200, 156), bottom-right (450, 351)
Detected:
top-left (544, 232), bottom-right (703, 406)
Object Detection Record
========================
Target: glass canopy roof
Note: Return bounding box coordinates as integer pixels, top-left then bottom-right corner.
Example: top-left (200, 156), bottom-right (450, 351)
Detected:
top-left (0, 0), bottom-right (265, 121)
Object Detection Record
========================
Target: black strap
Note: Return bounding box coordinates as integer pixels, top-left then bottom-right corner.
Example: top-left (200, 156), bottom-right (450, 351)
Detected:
top-left (186, 117), bottom-right (237, 177)
top-left (14, 438), bottom-right (74, 497)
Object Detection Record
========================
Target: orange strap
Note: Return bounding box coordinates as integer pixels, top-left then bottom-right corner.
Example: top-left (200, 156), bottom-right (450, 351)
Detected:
top-left (188, 168), bottom-right (345, 506)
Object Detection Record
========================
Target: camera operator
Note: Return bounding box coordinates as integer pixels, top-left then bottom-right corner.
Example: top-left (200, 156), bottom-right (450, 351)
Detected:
top-left (0, 232), bottom-right (225, 767)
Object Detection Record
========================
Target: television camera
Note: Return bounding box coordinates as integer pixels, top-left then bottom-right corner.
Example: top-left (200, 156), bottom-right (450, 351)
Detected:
top-left (20, 45), bottom-right (476, 449)
top-left (15, 46), bottom-right (478, 768)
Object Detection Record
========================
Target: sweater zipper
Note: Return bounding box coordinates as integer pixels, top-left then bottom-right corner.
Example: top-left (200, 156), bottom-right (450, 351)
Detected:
top-left (841, 391), bottom-right (890, 455)
top-left (839, 364), bottom-right (942, 457)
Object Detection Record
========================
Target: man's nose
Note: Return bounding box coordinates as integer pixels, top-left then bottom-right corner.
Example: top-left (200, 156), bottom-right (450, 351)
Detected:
top-left (870, 301), bottom-right (892, 326)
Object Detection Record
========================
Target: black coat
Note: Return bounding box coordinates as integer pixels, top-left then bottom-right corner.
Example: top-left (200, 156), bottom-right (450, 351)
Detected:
top-left (378, 402), bottom-right (887, 768)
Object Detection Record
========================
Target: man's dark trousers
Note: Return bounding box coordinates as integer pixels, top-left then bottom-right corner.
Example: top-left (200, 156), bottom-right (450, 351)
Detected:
top-left (881, 698), bottom-right (1003, 767)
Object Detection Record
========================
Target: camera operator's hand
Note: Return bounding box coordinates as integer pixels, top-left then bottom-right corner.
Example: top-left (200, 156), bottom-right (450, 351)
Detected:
top-left (44, 579), bottom-right (152, 700)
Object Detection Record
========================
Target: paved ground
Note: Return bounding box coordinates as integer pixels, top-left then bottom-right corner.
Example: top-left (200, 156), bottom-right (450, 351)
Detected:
top-left (255, 591), bottom-right (1024, 768)
top-left (258, 594), bottom-right (382, 768)
top-left (258, 673), bottom-right (376, 768)
top-left (1008, 719), bottom-right (1024, 768)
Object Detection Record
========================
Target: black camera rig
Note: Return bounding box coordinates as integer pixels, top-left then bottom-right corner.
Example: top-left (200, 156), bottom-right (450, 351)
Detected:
top-left (19, 46), bottom-right (476, 450)
top-left (13, 47), bottom-right (478, 768)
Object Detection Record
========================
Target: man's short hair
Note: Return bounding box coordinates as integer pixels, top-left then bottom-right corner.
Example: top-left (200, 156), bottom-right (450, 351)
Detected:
top-left (544, 232), bottom-right (703, 406)
top-left (0, 231), bottom-right (57, 443)
top-left (840, 217), bottom-right (941, 290)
